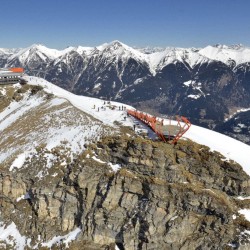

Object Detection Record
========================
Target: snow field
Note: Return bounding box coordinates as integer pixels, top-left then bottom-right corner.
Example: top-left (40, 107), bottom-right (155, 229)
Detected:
top-left (0, 84), bottom-right (113, 169)
top-left (25, 76), bottom-right (134, 127)
top-left (0, 222), bottom-right (28, 250)
top-left (0, 221), bottom-right (81, 250)
top-left (41, 228), bottom-right (81, 248)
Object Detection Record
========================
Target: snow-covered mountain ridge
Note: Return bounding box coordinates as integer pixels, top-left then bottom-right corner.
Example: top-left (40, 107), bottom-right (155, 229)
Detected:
top-left (2, 41), bottom-right (250, 72)
top-left (199, 44), bottom-right (250, 66)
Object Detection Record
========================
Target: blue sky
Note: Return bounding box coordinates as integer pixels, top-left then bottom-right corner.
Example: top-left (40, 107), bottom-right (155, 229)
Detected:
top-left (1, 0), bottom-right (249, 49)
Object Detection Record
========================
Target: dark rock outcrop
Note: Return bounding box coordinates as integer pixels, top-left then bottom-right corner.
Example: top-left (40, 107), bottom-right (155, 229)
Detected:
top-left (1, 133), bottom-right (250, 249)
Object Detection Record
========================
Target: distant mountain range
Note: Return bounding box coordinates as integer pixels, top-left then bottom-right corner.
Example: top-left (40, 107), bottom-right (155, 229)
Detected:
top-left (1, 41), bottom-right (250, 144)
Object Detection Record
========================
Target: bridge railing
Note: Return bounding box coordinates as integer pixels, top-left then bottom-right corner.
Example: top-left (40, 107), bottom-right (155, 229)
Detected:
top-left (127, 109), bottom-right (191, 144)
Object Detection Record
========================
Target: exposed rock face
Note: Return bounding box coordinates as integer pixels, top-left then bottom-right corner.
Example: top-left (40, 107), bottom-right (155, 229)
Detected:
top-left (1, 133), bottom-right (250, 249)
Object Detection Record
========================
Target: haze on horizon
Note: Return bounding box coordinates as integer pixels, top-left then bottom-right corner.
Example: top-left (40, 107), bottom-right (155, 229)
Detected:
top-left (0, 0), bottom-right (249, 49)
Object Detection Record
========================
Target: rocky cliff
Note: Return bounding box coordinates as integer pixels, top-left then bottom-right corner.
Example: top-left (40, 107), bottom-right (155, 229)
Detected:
top-left (1, 131), bottom-right (250, 249)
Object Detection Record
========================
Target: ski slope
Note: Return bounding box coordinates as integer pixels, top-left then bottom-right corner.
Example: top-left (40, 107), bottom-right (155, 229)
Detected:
top-left (25, 76), bottom-right (250, 176)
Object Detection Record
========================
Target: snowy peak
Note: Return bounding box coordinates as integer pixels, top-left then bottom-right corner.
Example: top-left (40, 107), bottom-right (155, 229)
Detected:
top-left (8, 44), bottom-right (74, 64)
top-left (75, 46), bottom-right (94, 56)
top-left (96, 40), bottom-right (127, 51)
top-left (137, 46), bottom-right (165, 54)
top-left (214, 44), bottom-right (244, 50)
top-left (95, 40), bottom-right (148, 64)
top-left (0, 47), bottom-right (20, 55)
top-left (3, 41), bottom-right (250, 73)
top-left (93, 40), bottom-right (209, 75)
top-left (104, 40), bottom-right (126, 50)
top-left (148, 47), bottom-right (211, 73)
top-left (198, 44), bottom-right (250, 66)
top-left (26, 44), bottom-right (74, 59)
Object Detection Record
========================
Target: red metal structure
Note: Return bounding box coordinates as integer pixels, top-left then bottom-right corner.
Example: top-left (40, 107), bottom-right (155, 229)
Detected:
top-left (127, 109), bottom-right (191, 144)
